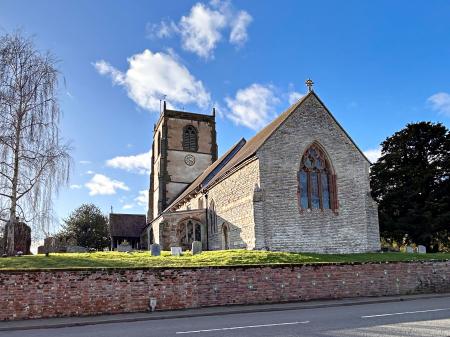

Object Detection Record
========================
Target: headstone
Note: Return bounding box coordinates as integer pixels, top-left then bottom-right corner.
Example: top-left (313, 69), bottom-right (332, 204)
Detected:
top-left (44, 236), bottom-right (75, 253)
top-left (4, 221), bottom-right (31, 256)
top-left (171, 246), bottom-right (182, 256)
top-left (418, 245), bottom-right (426, 254)
top-left (406, 246), bottom-right (414, 253)
top-left (150, 243), bottom-right (161, 256)
top-left (66, 245), bottom-right (88, 253)
top-left (117, 243), bottom-right (132, 252)
top-left (37, 245), bottom-right (45, 254)
top-left (191, 241), bottom-right (202, 255)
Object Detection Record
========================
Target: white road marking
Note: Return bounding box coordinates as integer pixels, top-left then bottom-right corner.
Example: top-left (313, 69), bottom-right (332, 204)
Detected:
top-left (175, 321), bottom-right (310, 334)
top-left (362, 307), bottom-right (450, 318)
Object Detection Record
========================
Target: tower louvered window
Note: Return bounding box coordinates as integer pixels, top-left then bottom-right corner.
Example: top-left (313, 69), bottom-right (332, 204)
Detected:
top-left (183, 125), bottom-right (198, 152)
top-left (298, 144), bottom-right (338, 211)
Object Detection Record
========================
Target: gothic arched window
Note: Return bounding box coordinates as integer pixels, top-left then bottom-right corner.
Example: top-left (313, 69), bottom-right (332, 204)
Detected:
top-left (208, 200), bottom-right (217, 234)
top-left (183, 125), bottom-right (198, 152)
top-left (181, 220), bottom-right (202, 246)
top-left (157, 132), bottom-right (161, 156)
top-left (298, 144), bottom-right (338, 211)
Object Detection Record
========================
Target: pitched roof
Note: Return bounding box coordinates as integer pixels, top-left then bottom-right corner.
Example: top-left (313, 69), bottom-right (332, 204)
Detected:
top-left (164, 90), bottom-right (370, 211)
top-left (109, 214), bottom-right (147, 238)
top-left (166, 138), bottom-right (246, 211)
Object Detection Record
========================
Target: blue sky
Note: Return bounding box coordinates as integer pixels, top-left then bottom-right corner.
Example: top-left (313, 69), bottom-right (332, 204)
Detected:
top-left (1, 0), bottom-right (450, 233)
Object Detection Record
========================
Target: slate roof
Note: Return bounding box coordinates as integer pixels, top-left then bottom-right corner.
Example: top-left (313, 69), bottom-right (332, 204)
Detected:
top-left (166, 138), bottom-right (247, 211)
top-left (109, 214), bottom-right (147, 238)
top-left (165, 90), bottom-right (370, 212)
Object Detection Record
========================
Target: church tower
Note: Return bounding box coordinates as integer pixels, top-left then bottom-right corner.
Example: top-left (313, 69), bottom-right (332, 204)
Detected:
top-left (148, 102), bottom-right (217, 220)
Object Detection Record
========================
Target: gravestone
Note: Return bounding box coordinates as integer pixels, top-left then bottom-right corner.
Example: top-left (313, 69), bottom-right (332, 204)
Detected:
top-left (37, 246), bottom-right (45, 254)
top-left (66, 245), bottom-right (88, 253)
top-left (150, 243), bottom-right (161, 256)
top-left (117, 243), bottom-right (132, 252)
top-left (418, 245), bottom-right (426, 254)
top-left (191, 241), bottom-right (202, 255)
top-left (171, 246), bottom-right (182, 256)
top-left (405, 246), bottom-right (414, 253)
top-left (44, 236), bottom-right (76, 253)
top-left (4, 221), bottom-right (31, 255)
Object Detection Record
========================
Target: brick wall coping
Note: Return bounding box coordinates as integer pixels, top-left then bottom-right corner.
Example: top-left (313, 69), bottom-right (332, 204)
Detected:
top-left (1, 259), bottom-right (449, 273)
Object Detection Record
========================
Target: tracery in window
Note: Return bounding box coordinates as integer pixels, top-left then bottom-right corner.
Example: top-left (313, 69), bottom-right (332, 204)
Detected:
top-left (180, 220), bottom-right (202, 247)
top-left (183, 125), bottom-right (198, 152)
top-left (298, 144), bottom-right (337, 211)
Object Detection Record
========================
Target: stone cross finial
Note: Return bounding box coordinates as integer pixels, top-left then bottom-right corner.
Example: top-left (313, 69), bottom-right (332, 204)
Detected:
top-left (305, 78), bottom-right (314, 92)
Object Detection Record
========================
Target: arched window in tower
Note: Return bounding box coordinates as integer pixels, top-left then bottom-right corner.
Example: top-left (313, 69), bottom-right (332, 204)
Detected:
top-left (183, 125), bottom-right (198, 152)
top-left (298, 144), bottom-right (338, 211)
top-left (157, 132), bottom-right (161, 156)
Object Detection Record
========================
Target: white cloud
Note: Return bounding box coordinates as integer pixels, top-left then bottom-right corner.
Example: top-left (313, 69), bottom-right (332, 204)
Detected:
top-left (94, 60), bottom-right (125, 85)
top-left (428, 92), bottom-right (450, 116)
top-left (79, 160), bottom-right (91, 165)
top-left (85, 170), bottom-right (94, 175)
top-left (150, 1), bottom-right (252, 59)
top-left (229, 10), bottom-right (252, 46)
top-left (179, 3), bottom-right (227, 59)
top-left (69, 184), bottom-right (82, 189)
top-left (94, 49), bottom-right (210, 112)
top-left (363, 147), bottom-right (382, 164)
top-left (225, 84), bottom-right (279, 130)
top-left (122, 204), bottom-right (134, 210)
top-left (288, 91), bottom-right (304, 105)
top-left (147, 20), bottom-right (179, 39)
top-left (85, 174), bottom-right (129, 196)
top-left (135, 190), bottom-right (149, 206)
top-left (106, 150), bottom-right (152, 175)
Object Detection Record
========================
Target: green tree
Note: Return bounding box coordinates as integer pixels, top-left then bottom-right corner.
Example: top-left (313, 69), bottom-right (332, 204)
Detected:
top-left (370, 122), bottom-right (450, 252)
top-left (61, 204), bottom-right (110, 250)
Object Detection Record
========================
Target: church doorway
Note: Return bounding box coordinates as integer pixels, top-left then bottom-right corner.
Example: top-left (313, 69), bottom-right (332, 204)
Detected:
top-left (222, 224), bottom-right (230, 250)
top-left (178, 219), bottom-right (202, 250)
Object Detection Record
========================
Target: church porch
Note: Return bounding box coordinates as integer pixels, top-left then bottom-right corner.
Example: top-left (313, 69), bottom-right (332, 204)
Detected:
top-left (148, 209), bottom-right (208, 251)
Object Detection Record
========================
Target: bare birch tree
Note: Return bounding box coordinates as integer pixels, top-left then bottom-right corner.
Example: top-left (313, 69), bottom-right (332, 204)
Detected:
top-left (0, 32), bottom-right (72, 254)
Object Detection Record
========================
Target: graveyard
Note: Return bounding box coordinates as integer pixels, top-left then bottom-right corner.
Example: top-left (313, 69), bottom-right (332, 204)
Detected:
top-left (1, 249), bottom-right (450, 270)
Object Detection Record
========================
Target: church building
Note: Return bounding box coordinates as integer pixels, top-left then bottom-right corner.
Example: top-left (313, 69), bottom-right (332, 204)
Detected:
top-left (143, 82), bottom-right (380, 253)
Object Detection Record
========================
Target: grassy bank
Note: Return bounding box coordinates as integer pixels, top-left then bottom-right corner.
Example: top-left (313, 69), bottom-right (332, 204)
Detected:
top-left (1, 250), bottom-right (450, 270)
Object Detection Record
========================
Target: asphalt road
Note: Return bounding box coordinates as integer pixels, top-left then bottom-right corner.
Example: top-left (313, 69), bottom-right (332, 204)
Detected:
top-left (2, 296), bottom-right (450, 337)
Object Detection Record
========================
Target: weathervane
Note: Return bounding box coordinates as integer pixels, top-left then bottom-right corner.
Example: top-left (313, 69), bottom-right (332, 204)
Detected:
top-left (305, 78), bottom-right (314, 92)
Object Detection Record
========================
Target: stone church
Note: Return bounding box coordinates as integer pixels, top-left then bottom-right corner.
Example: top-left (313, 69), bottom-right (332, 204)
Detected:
top-left (134, 82), bottom-right (380, 254)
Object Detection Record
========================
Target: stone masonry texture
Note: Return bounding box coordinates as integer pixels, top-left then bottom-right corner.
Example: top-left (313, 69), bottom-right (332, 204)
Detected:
top-left (256, 94), bottom-right (380, 253)
top-left (1, 261), bottom-right (449, 321)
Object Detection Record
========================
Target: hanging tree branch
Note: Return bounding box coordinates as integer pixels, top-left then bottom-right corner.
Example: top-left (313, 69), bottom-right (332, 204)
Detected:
top-left (0, 31), bottom-right (72, 252)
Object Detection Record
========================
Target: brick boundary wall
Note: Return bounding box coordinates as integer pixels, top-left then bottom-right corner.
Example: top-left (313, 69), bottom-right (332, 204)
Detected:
top-left (1, 261), bottom-right (450, 321)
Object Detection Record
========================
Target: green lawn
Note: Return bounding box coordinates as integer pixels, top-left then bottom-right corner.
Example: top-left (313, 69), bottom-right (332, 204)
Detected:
top-left (1, 250), bottom-right (450, 270)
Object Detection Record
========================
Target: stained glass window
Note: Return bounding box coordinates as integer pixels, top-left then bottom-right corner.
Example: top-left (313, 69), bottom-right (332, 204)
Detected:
top-left (298, 144), bottom-right (337, 211)
top-left (299, 171), bottom-right (308, 209)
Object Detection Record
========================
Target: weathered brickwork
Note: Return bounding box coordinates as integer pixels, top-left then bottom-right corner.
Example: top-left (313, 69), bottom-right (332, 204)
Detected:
top-left (256, 94), bottom-right (380, 253)
top-left (207, 159), bottom-right (260, 250)
top-left (1, 261), bottom-right (449, 321)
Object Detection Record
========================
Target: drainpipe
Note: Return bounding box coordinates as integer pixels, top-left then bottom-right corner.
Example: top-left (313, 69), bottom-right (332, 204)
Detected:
top-left (205, 192), bottom-right (209, 251)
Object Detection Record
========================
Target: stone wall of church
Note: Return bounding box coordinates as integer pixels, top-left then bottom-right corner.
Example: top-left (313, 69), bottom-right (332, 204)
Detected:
top-left (207, 159), bottom-right (260, 250)
top-left (150, 210), bottom-right (206, 250)
top-left (256, 94), bottom-right (380, 253)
